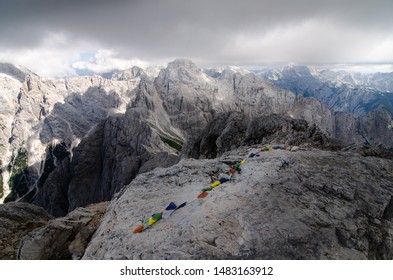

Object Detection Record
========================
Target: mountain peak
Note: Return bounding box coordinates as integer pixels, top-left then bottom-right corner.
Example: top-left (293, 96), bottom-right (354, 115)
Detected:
top-left (156, 58), bottom-right (203, 86)
top-left (167, 58), bottom-right (198, 70)
top-left (283, 64), bottom-right (313, 76)
top-left (0, 63), bottom-right (33, 82)
top-left (106, 66), bottom-right (145, 81)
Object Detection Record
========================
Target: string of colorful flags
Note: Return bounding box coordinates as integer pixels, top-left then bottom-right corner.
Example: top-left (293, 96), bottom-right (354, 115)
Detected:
top-left (133, 145), bottom-right (282, 233)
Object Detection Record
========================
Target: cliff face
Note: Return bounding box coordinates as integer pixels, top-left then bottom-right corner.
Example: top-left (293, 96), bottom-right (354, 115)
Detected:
top-left (182, 113), bottom-right (336, 159)
top-left (0, 72), bottom-right (139, 203)
top-left (83, 147), bottom-right (393, 260)
top-left (359, 108), bottom-right (393, 148)
top-left (32, 109), bottom-right (180, 216)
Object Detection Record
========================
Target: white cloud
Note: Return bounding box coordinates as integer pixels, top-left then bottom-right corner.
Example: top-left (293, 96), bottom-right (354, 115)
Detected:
top-left (0, 47), bottom-right (77, 78)
top-left (0, 32), bottom-right (96, 78)
top-left (366, 37), bottom-right (393, 62)
top-left (222, 18), bottom-right (393, 65)
top-left (329, 64), bottom-right (393, 73)
top-left (72, 49), bottom-right (149, 74)
top-left (1, 17), bottom-right (393, 78)
top-left (1, 1), bottom-right (393, 71)
top-left (0, 32), bottom-right (151, 78)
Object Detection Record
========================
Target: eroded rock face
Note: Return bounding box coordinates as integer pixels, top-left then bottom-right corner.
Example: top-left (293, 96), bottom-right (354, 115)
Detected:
top-left (359, 108), bottom-right (393, 148)
top-left (0, 70), bottom-right (139, 203)
top-left (183, 113), bottom-right (337, 159)
top-left (83, 148), bottom-right (393, 260)
top-left (17, 201), bottom-right (109, 260)
top-left (0, 202), bottom-right (53, 259)
top-left (32, 109), bottom-right (180, 216)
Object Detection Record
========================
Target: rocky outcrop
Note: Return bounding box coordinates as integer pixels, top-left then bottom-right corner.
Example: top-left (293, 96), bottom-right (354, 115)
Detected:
top-left (0, 202), bottom-right (53, 259)
top-left (83, 147), bottom-right (393, 260)
top-left (183, 112), bottom-right (337, 159)
top-left (66, 109), bottom-right (180, 212)
top-left (30, 143), bottom-right (72, 216)
top-left (359, 108), bottom-right (393, 148)
top-left (32, 109), bottom-right (180, 216)
top-left (154, 59), bottom-right (219, 137)
top-left (0, 63), bottom-right (32, 83)
top-left (18, 201), bottom-right (108, 260)
top-left (103, 66), bottom-right (145, 81)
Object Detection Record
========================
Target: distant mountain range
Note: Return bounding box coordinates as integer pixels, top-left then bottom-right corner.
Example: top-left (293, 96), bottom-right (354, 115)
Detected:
top-left (263, 64), bottom-right (393, 117)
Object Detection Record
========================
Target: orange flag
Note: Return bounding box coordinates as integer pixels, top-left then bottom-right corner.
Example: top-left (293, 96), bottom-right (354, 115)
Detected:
top-left (198, 192), bottom-right (209, 199)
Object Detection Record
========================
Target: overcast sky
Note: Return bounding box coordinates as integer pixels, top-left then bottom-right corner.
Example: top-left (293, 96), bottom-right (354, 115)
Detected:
top-left (0, 0), bottom-right (392, 77)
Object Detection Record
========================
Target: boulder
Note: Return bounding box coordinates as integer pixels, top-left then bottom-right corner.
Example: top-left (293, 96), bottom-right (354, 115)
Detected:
top-left (0, 202), bottom-right (52, 259)
top-left (17, 202), bottom-right (108, 260)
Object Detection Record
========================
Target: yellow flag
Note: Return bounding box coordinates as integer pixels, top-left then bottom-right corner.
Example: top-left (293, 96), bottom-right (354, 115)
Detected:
top-left (148, 217), bottom-right (156, 225)
top-left (211, 181), bottom-right (221, 188)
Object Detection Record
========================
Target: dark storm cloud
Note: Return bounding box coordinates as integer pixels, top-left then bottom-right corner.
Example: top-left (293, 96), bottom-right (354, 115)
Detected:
top-left (0, 0), bottom-right (125, 47)
top-left (1, 0), bottom-right (393, 66)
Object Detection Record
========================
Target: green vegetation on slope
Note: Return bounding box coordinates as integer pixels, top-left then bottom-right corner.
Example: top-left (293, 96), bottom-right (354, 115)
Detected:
top-left (4, 150), bottom-right (29, 203)
top-left (0, 169), bottom-right (3, 198)
top-left (159, 136), bottom-right (183, 152)
top-left (0, 159), bottom-right (3, 198)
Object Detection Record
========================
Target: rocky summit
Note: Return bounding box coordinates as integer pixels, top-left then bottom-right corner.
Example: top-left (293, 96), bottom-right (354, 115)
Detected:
top-left (83, 146), bottom-right (393, 260)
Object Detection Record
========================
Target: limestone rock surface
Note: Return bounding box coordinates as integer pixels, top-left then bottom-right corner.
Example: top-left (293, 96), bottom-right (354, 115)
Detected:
top-left (0, 202), bottom-right (52, 259)
top-left (83, 147), bottom-right (393, 259)
top-left (18, 201), bottom-right (108, 260)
